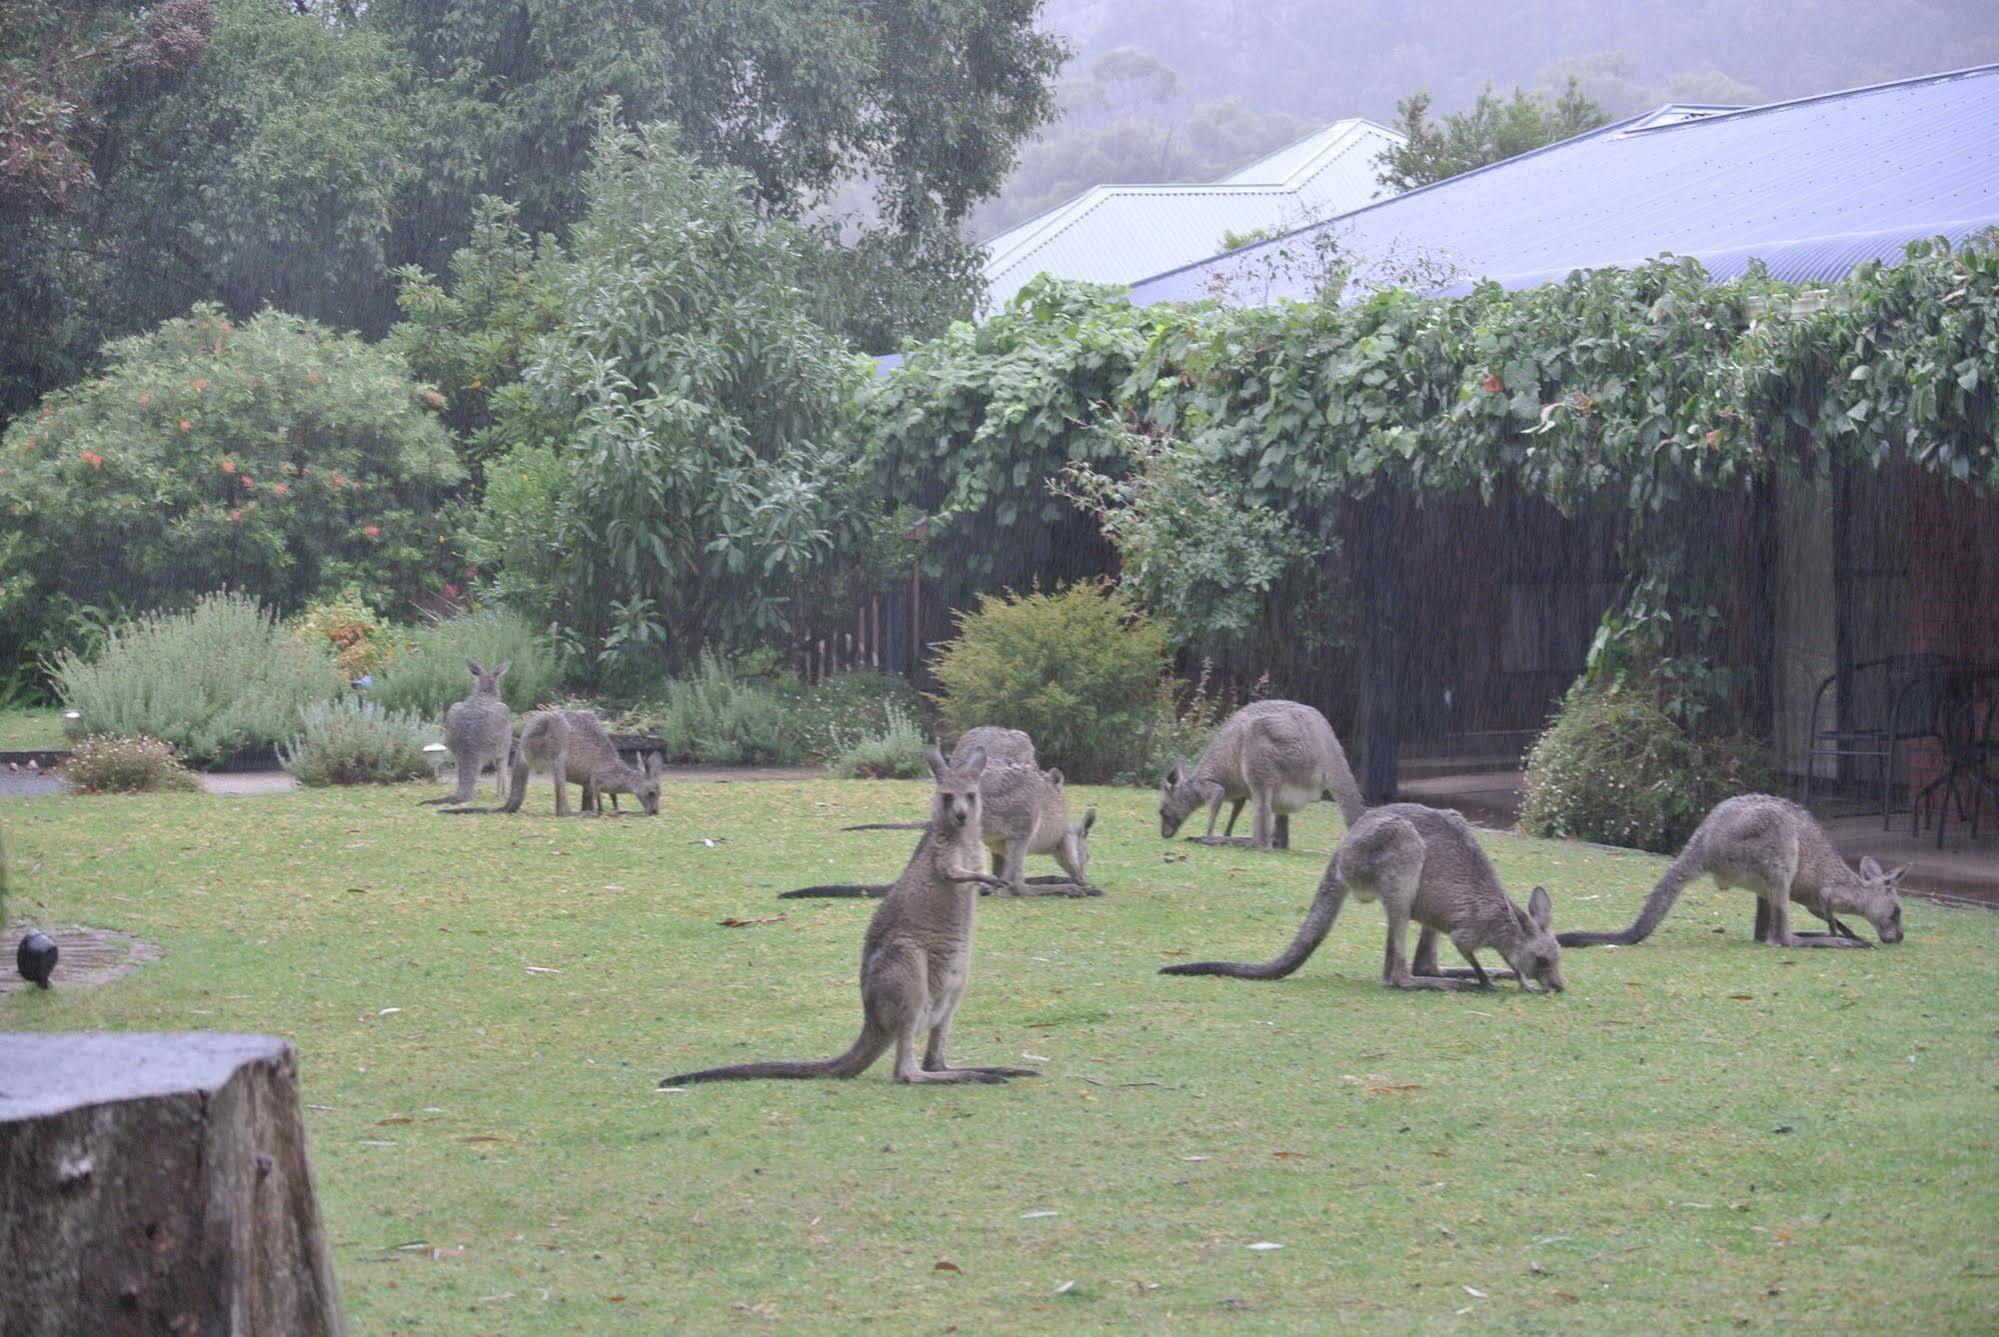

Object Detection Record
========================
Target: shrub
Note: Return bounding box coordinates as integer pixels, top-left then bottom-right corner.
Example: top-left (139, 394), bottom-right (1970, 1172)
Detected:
top-left (367, 610), bottom-right (562, 720)
top-left (929, 583), bottom-right (1169, 783)
top-left (646, 653), bottom-right (805, 766)
top-left (61, 735), bottom-right (203, 794)
top-left (291, 589), bottom-right (411, 679)
top-left (0, 305), bottom-right (464, 683)
top-left (831, 702), bottom-right (930, 779)
top-left (1520, 686), bottom-right (1776, 854)
top-left (280, 697), bottom-right (438, 786)
top-left (783, 671), bottom-right (930, 763)
top-left (52, 592), bottom-right (346, 768)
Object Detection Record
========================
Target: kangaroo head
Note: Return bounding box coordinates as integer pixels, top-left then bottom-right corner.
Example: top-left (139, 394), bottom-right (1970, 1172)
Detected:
top-left (1837, 857), bottom-right (1907, 942)
top-left (1158, 760), bottom-right (1221, 838)
top-left (465, 658), bottom-right (511, 696)
top-left (631, 752), bottom-right (663, 816)
top-left (927, 745), bottom-right (987, 833)
top-left (1500, 886), bottom-right (1565, 994)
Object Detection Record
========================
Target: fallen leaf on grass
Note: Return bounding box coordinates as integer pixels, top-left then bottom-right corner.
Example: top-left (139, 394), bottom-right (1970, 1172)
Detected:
top-left (1464, 1285), bottom-right (1487, 1298)
top-left (1271, 1151), bottom-right (1308, 1159)
top-left (1020, 1211), bottom-right (1060, 1219)
top-left (460, 1134), bottom-right (508, 1145)
top-left (1160, 949), bottom-right (1189, 957)
top-left (1246, 1242), bottom-right (1284, 1251)
top-left (1728, 994), bottom-right (1754, 1001)
top-left (934, 1260), bottom-right (962, 1274)
top-left (376, 1116), bottom-right (413, 1126)
top-left (720, 915), bottom-right (786, 927)
top-left (1553, 1290), bottom-right (1581, 1302)
top-left (1053, 1280), bottom-right (1076, 1295)
top-left (524, 965), bottom-right (562, 974)
top-left (1363, 1083), bottom-right (1423, 1095)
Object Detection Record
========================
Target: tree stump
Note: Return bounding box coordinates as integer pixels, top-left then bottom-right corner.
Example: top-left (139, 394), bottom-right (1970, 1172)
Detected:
top-left (0, 1032), bottom-right (346, 1336)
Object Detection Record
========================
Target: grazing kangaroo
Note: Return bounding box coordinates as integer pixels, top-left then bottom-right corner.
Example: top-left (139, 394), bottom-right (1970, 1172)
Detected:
top-left (445, 709), bottom-right (662, 816)
top-left (664, 747), bottom-right (1040, 1086)
top-left (1556, 794), bottom-right (1906, 949)
top-left (1160, 700), bottom-right (1365, 850)
top-left (1162, 803), bottom-right (1566, 993)
top-left (980, 763), bottom-right (1098, 897)
top-left (419, 659), bottom-right (512, 805)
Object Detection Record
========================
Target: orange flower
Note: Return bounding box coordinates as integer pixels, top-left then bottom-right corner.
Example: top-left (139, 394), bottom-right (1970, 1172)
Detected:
top-left (192, 378), bottom-right (209, 392)
top-left (228, 509), bottom-right (243, 524)
top-left (137, 393), bottom-right (152, 406)
top-left (80, 451), bottom-right (104, 468)
top-left (307, 372), bottom-right (321, 384)
top-left (330, 473), bottom-right (347, 487)
top-left (240, 475), bottom-right (255, 490)
top-left (221, 460), bottom-right (236, 474)
top-left (1480, 372), bottom-right (1504, 393)
top-left (425, 390), bottom-right (446, 406)
top-left (178, 420), bottom-right (192, 431)
top-left (363, 524), bottom-right (381, 538)
top-left (271, 482), bottom-right (288, 496)
top-left (220, 322), bottom-right (233, 333)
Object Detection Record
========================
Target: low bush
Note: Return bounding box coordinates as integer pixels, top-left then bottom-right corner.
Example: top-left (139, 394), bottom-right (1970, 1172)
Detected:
top-left (280, 697), bottom-right (438, 787)
top-left (830, 702), bottom-right (930, 779)
top-left (61, 735), bottom-right (203, 794)
top-left (929, 583), bottom-right (1169, 782)
top-left (783, 671), bottom-right (930, 763)
top-left (368, 610), bottom-right (562, 720)
top-left (1520, 686), bottom-right (1776, 854)
top-left (647, 653), bottom-right (803, 765)
top-left (52, 593), bottom-right (347, 768)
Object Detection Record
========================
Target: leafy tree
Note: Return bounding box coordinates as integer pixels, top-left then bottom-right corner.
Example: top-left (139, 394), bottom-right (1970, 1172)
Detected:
top-left (1374, 79), bottom-right (1608, 192)
top-left (371, 0), bottom-right (1064, 346)
top-left (0, 304), bottom-right (463, 689)
top-left (468, 117), bottom-right (870, 683)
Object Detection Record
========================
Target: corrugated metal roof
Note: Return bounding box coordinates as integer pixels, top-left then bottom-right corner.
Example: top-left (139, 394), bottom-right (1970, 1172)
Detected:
top-left (979, 119), bottom-right (1402, 314)
top-left (1126, 65), bottom-right (1999, 307)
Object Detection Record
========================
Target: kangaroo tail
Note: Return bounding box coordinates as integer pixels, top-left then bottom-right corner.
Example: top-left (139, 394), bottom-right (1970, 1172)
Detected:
top-left (839, 822), bottom-right (928, 832)
top-left (1161, 861), bottom-right (1349, 980)
top-left (1558, 839), bottom-right (1704, 947)
top-left (778, 884), bottom-right (890, 899)
top-left (661, 1025), bottom-right (889, 1085)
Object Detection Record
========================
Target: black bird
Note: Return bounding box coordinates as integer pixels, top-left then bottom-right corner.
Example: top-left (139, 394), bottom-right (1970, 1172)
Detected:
top-left (16, 929), bottom-right (56, 988)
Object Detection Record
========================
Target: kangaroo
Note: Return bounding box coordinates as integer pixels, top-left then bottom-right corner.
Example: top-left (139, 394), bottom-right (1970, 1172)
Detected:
top-left (1162, 802), bottom-right (1566, 993)
top-left (1556, 794), bottom-right (1906, 949)
top-left (445, 709), bottom-right (662, 816)
top-left (791, 756), bottom-right (1102, 899)
top-left (1160, 700), bottom-right (1365, 850)
top-left (840, 727), bottom-right (1041, 834)
top-left (419, 659), bottom-right (512, 805)
top-left (951, 726), bottom-right (1037, 768)
top-left (664, 747), bottom-right (1040, 1086)
top-left (979, 763), bottom-right (1099, 897)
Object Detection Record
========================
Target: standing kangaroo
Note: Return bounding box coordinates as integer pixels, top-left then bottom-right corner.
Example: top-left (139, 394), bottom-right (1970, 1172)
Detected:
top-left (1162, 803), bottom-right (1566, 993)
top-left (1160, 700), bottom-right (1365, 850)
top-left (979, 763), bottom-right (1098, 897)
top-left (1556, 794), bottom-right (1906, 949)
top-left (446, 709), bottom-right (662, 816)
top-left (419, 659), bottom-right (511, 806)
top-left (664, 747), bottom-right (1040, 1086)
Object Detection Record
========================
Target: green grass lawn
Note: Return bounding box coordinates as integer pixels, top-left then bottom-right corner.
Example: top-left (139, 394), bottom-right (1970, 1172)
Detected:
top-left (0, 707), bottom-right (64, 750)
top-left (3, 780), bottom-right (1995, 1333)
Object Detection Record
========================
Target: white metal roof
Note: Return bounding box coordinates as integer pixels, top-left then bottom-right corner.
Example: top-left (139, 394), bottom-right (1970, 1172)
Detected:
top-left (978, 118), bottom-right (1403, 314)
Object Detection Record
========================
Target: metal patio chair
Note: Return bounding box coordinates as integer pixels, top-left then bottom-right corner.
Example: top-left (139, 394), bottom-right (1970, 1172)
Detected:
top-left (1801, 653), bottom-right (1953, 828)
top-left (1911, 667), bottom-right (1999, 848)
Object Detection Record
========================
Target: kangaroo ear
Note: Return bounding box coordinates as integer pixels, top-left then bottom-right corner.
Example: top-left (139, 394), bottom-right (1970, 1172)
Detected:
top-left (925, 746), bottom-right (947, 779)
top-left (1081, 806), bottom-right (1097, 833)
top-left (1528, 885), bottom-right (1553, 931)
top-left (645, 752), bottom-right (663, 776)
top-left (1858, 855), bottom-right (1883, 879)
top-left (1883, 862), bottom-right (1909, 886)
top-left (960, 745), bottom-right (988, 776)
top-left (466, 658), bottom-right (484, 676)
top-left (1164, 760), bottom-right (1186, 787)
top-left (1046, 767), bottom-right (1064, 787)
top-left (494, 660), bottom-right (512, 678)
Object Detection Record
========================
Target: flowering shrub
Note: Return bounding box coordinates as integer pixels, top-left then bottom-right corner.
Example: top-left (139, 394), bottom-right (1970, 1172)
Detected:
top-left (0, 305), bottom-right (462, 685)
top-left (1520, 687), bottom-right (1775, 854)
top-left (291, 590), bottom-right (411, 679)
top-left (61, 735), bottom-right (203, 794)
